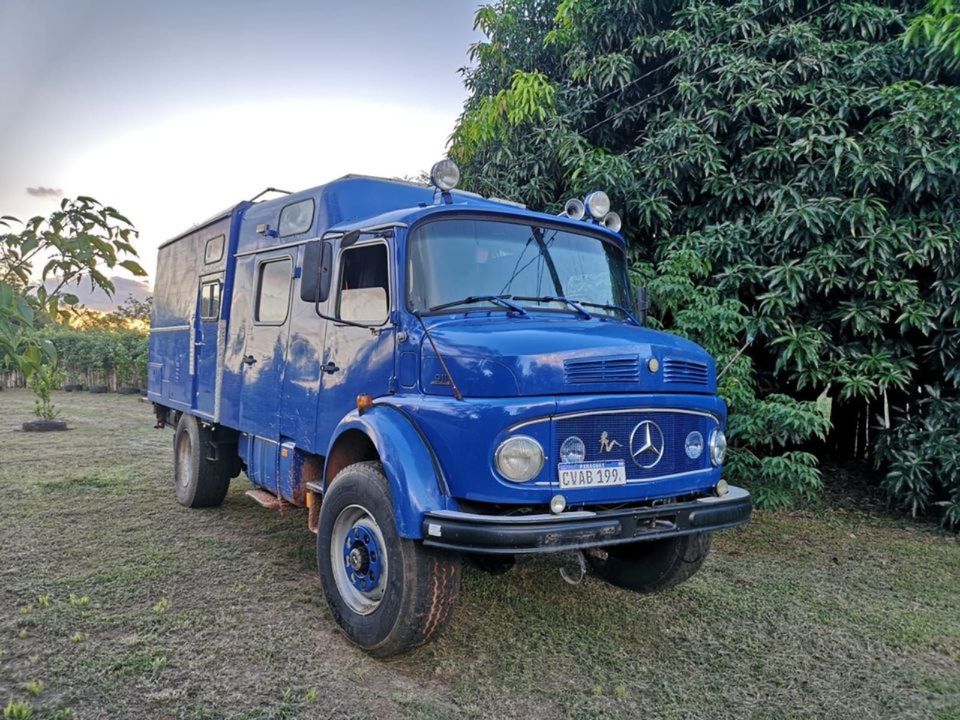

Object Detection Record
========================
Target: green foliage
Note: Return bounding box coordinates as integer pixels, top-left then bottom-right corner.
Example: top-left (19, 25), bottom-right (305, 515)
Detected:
top-left (452, 0), bottom-right (960, 521)
top-left (905, 0), bottom-right (960, 69)
top-left (875, 386), bottom-right (960, 528)
top-left (28, 362), bottom-right (64, 420)
top-left (639, 240), bottom-right (830, 508)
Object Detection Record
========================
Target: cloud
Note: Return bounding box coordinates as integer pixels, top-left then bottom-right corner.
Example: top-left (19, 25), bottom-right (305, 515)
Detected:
top-left (26, 186), bottom-right (62, 197)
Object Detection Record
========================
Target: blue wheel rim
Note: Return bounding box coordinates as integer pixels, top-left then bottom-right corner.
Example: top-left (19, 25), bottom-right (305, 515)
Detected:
top-left (330, 504), bottom-right (388, 615)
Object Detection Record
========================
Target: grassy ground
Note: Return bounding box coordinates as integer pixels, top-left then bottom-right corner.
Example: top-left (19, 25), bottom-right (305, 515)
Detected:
top-left (0, 389), bottom-right (957, 720)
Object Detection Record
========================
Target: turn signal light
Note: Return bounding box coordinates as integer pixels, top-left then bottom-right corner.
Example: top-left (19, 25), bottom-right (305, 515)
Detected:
top-left (357, 394), bottom-right (374, 414)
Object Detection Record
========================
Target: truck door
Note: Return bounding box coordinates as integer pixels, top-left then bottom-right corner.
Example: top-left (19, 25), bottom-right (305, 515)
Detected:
top-left (316, 239), bottom-right (395, 441)
top-left (192, 274), bottom-right (223, 417)
top-left (238, 252), bottom-right (295, 438)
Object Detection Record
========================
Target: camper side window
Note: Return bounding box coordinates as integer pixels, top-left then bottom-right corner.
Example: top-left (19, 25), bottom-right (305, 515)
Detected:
top-left (255, 258), bottom-right (293, 324)
top-left (199, 280), bottom-right (221, 321)
top-left (337, 244), bottom-right (389, 325)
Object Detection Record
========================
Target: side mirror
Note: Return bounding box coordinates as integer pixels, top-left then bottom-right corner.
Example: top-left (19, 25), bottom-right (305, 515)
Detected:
top-left (300, 240), bottom-right (333, 303)
top-left (635, 286), bottom-right (648, 326)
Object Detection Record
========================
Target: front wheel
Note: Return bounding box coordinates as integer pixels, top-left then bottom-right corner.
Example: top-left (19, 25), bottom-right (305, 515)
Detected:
top-left (586, 532), bottom-right (712, 594)
top-left (316, 461), bottom-right (460, 657)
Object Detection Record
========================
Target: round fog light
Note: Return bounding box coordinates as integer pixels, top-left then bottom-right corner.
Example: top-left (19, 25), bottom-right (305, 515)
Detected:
top-left (585, 191), bottom-right (611, 219)
top-left (550, 494), bottom-right (567, 514)
top-left (715, 479), bottom-right (729, 497)
top-left (560, 436), bottom-right (586, 463)
top-left (684, 431), bottom-right (704, 459)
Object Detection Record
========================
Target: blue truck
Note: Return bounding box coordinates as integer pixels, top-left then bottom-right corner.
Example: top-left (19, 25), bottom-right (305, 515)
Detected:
top-left (148, 160), bottom-right (751, 656)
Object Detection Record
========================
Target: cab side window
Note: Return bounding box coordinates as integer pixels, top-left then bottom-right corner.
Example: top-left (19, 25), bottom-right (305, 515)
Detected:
top-left (199, 280), bottom-right (221, 321)
top-left (256, 258), bottom-right (293, 324)
top-left (338, 244), bottom-right (389, 325)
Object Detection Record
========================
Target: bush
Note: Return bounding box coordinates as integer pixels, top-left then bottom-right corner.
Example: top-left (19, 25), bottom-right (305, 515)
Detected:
top-left (27, 362), bottom-right (64, 420)
top-left (875, 387), bottom-right (960, 528)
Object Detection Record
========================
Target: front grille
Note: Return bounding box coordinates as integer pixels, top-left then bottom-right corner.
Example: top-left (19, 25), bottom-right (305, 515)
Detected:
top-left (564, 355), bottom-right (640, 385)
top-left (555, 411), bottom-right (713, 480)
top-left (663, 359), bottom-right (709, 386)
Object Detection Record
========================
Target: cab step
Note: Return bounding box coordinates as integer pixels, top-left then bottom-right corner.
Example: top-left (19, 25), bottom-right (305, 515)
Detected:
top-left (244, 488), bottom-right (292, 510)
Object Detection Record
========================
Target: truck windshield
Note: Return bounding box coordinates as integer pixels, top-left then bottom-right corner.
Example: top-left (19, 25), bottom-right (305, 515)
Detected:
top-left (407, 218), bottom-right (631, 317)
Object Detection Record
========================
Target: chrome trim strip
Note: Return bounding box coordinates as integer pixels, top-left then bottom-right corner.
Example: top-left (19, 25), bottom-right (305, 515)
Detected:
top-left (234, 237), bottom-right (316, 258)
top-left (233, 222), bottom-right (407, 258)
top-left (213, 317), bottom-right (226, 423)
top-left (509, 406), bottom-right (720, 431)
top-left (622, 467), bottom-right (712, 484)
top-left (150, 324), bottom-right (191, 333)
top-left (188, 317), bottom-right (196, 376)
top-left (426, 509), bottom-right (599, 524)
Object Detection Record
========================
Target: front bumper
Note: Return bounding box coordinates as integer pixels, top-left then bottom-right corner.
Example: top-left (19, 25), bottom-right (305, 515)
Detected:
top-left (422, 486), bottom-right (752, 555)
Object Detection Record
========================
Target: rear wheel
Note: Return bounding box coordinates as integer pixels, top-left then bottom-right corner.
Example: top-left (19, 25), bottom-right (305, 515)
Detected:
top-left (316, 461), bottom-right (460, 657)
top-left (586, 533), bottom-right (712, 594)
top-left (173, 414), bottom-right (233, 508)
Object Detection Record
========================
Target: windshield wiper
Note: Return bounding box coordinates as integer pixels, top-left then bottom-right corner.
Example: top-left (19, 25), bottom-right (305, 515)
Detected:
top-left (576, 301), bottom-right (641, 326)
top-left (512, 295), bottom-right (592, 319)
top-left (428, 294), bottom-right (527, 315)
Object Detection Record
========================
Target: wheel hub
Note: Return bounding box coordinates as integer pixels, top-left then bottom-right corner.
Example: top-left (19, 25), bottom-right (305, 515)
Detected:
top-left (342, 523), bottom-right (382, 593)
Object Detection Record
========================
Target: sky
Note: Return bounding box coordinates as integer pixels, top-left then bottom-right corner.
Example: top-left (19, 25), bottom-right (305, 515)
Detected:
top-left (0, 0), bottom-right (482, 282)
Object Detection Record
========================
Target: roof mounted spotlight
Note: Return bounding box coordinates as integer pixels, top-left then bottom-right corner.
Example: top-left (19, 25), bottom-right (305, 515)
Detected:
top-left (602, 211), bottom-right (622, 233)
top-left (561, 197), bottom-right (585, 220)
top-left (585, 191), bottom-right (611, 220)
top-left (430, 159), bottom-right (460, 192)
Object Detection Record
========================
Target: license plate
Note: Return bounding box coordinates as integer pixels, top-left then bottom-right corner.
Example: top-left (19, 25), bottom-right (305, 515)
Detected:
top-left (558, 460), bottom-right (627, 489)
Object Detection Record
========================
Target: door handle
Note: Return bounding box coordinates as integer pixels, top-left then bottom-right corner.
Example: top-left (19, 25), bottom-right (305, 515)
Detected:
top-left (242, 355), bottom-right (257, 366)
top-left (322, 361), bottom-right (340, 375)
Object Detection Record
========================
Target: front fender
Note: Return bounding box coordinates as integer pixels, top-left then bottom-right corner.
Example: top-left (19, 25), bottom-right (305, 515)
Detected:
top-left (324, 403), bottom-right (458, 538)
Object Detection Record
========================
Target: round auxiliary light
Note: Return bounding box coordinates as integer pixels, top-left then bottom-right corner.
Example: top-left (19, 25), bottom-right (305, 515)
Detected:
top-left (585, 191), bottom-right (611, 219)
top-left (709, 429), bottom-right (727, 467)
top-left (550, 494), bottom-right (567, 514)
top-left (495, 435), bottom-right (545, 483)
top-left (685, 431), bottom-right (704, 460)
top-left (560, 436), bottom-right (586, 463)
top-left (430, 159), bottom-right (461, 192)
top-left (562, 197), bottom-right (586, 221)
top-left (602, 211), bottom-right (622, 233)
top-left (715, 478), bottom-right (730, 497)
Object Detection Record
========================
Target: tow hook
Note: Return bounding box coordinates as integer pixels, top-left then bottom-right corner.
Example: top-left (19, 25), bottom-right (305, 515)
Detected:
top-left (558, 550), bottom-right (588, 586)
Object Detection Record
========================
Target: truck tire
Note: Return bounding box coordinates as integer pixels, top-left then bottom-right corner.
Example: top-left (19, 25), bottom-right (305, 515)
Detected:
top-left (316, 461), bottom-right (460, 657)
top-left (173, 414), bottom-right (231, 508)
top-left (586, 532), bottom-right (712, 594)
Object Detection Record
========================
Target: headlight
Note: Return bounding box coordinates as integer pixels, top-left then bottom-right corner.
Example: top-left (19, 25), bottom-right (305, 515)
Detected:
top-left (709, 429), bottom-right (727, 466)
top-left (585, 191), bottom-right (610, 219)
top-left (430, 159), bottom-right (460, 191)
top-left (495, 435), bottom-right (544, 483)
top-left (684, 431), bottom-right (704, 460)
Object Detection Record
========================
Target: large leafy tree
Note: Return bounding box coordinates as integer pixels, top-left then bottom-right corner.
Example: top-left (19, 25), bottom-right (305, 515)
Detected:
top-left (450, 0), bottom-right (960, 524)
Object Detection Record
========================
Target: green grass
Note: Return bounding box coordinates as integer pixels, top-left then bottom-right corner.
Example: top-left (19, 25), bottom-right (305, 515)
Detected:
top-left (0, 389), bottom-right (957, 719)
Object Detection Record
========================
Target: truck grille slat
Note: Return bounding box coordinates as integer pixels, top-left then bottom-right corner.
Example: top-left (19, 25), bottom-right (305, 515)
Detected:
top-left (662, 359), bottom-right (709, 386)
top-left (563, 356), bottom-right (640, 384)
